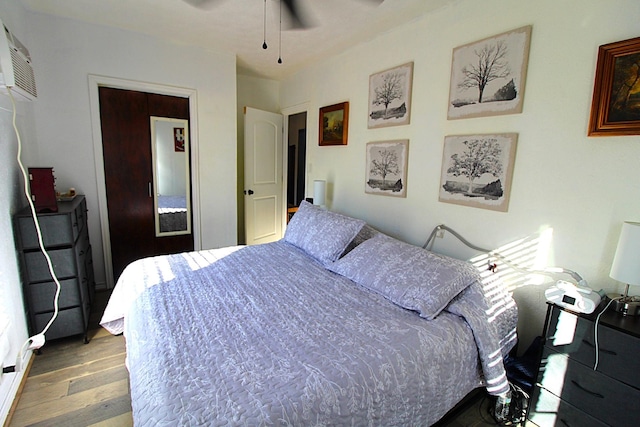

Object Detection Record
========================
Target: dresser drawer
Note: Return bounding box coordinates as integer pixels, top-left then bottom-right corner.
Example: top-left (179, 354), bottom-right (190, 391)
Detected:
top-left (17, 213), bottom-right (77, 249)
top-left (23, 248), bottom-right (77, 282)
top-left (35, 307), bottom-right (85, 341)
top-left (539, 348), bottom-right (640, 426)
top-left (528, 386), bottom-right (607, 427)
top-left (28, 278), bottom-right (81, 313)
top-left (546, 306), bottom-right (640, 388)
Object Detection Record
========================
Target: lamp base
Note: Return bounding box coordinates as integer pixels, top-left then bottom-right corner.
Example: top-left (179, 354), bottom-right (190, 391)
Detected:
top-left (607, 293), bottom-right (640, 316)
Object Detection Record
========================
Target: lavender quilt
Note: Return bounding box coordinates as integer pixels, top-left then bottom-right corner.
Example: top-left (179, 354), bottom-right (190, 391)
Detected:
top-left (101, 237), bottom-right (517, 426)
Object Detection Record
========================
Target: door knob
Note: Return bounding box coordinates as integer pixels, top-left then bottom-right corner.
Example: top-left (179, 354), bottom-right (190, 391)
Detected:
top-left (244, 189), bottom-right (254, 195)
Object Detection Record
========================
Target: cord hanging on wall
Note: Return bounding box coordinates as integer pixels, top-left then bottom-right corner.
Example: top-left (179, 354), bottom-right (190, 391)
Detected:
top-left (278, 0), bottom-right (283, 63)
top-left (262, 0), bottom-right (268, 49)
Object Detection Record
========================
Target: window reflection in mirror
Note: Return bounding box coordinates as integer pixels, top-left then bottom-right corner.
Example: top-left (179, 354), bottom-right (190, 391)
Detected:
top-left (150, 116), bottom-right (191, 237)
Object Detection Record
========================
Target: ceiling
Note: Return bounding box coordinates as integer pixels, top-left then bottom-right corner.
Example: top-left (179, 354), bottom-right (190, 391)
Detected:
top-left (20, 0), bottom-right (454, 80)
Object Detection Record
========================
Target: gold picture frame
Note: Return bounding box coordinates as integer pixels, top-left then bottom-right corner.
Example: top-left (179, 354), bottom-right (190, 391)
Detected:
top-left (588, 36), bottom-right (640, 136)
top-left (319, 102), bottom-right (349, 146)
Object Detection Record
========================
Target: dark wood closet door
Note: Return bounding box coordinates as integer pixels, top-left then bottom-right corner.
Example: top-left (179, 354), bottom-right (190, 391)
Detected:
top-left (99, 87), bottom-right (193, 281)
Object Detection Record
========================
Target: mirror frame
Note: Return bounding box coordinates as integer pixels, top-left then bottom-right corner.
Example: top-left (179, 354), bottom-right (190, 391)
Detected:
top-left (150, 116), bottom-right (192, 237)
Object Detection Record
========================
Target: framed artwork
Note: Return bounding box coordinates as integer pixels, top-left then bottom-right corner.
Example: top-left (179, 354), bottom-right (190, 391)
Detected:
top-left (448, 26), bottom-right (532, 120)
top-left (365, 139), bottom-right (409, 198)
top-left (319, 102), bottom-right (349, 146)
top-left (174, 127), bottom-right (185, 152)
top-left (368, 62), bottom-right (413, 128)
top-left (439, 133), bottom-right (518, 212)
top-left (588, 36), bottom-right (640, 136)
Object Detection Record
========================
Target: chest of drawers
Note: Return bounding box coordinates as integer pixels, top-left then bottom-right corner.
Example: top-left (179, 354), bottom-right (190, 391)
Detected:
top-left (527, 302), bottom-right (640, 426)
top-left (14, 196), bottom-right (95, 343)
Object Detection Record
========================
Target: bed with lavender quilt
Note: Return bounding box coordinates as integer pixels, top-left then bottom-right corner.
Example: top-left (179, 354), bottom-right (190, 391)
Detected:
top-left (101, 201), bottom-right (517, 426)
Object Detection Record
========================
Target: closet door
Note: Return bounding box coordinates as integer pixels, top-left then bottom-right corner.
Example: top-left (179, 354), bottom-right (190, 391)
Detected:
top-left (99, 87), bottom-right (193, 281)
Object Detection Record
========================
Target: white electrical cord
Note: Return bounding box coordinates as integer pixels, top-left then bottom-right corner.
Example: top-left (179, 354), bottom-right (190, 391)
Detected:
top-left (593, 295), bottom-right (622, 371)
top-left (9, 87), bottom-right (62, 361)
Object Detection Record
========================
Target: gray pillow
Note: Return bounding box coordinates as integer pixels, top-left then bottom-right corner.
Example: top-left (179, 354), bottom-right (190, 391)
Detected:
top-left (328, 234), bottom-right (480, 319)
top-left (284, 201), bottom-right (365, 265)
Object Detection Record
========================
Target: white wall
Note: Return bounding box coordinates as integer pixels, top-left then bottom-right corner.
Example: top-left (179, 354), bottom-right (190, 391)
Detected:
top-left (280, 0), bottom-right (640, 349)
top-left (0, 4), bottom-right (37, 423)
top-left (27, 12), bottom-right (238, 287)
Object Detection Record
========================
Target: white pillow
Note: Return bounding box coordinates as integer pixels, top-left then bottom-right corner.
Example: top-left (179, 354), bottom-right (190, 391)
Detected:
top-left (284, 201), bottom-right (365, 265)
top-left (329, 234), bottom-right (480, 319)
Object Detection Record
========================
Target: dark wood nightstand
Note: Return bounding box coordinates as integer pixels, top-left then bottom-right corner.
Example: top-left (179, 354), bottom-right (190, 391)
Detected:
top-left (527, 302), bottom-right (640, 426)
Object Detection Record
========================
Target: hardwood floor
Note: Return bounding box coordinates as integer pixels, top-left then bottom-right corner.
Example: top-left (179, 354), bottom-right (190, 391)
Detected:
top-left (6, 291), bottom-right (516, 427)
top-left (7, 292), bottom-right (132, 427)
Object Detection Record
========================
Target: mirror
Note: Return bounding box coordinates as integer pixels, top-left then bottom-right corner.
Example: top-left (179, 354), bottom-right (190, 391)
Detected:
top-left (150, 116), bottom-right (191, 237)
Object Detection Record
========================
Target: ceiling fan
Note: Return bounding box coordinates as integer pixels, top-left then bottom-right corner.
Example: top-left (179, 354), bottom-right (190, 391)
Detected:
top-left (182, 0), bottom-right (383, 30)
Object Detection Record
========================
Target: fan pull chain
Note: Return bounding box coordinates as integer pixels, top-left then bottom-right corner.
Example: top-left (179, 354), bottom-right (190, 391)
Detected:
top-left (262, 0), bottom-right (268, 49)
top-left (278, 0), bottom-right (283, 63)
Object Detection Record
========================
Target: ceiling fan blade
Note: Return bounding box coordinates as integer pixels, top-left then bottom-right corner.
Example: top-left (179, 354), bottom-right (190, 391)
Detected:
top-left (182, 0), bottom-right (219, 10)
top-left (281, 0), bottom-right (311, 29)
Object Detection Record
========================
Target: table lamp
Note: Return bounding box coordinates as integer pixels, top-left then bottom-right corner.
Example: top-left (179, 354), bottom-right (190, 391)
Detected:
top-left (609, 221), bottom-right (640, 316)
top-left (313, 180), bottom-right (326, 209)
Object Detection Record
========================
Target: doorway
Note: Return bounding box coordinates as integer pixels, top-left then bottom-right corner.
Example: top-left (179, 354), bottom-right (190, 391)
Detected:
top-left (286, 111), bottom-right (307, 221)
top-left (98, 87), bottom-right (194, 281)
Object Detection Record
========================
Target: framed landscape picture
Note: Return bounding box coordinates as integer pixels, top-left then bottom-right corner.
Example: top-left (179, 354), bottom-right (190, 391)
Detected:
top-left (368, 62), bottom-right (413, 128)
top-left (365, 139), bottom-right (409, 197)
top-left (439, 133), bottom-right (518, 211)
top-left (448, 26), bottom-right (532, 120)
top-left (588, 36), bottom-right (640, 136)
top-left (319, 102), bottom-right (349, 146)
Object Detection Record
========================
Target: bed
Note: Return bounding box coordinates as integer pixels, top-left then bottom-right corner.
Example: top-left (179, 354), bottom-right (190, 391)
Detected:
top-left (157, 195), bottom-right (187, 233)
top-left (101, 201), bottom-right (518, 426)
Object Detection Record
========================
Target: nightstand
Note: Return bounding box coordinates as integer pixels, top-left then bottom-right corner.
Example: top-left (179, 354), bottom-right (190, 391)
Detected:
top-left (527, 302), bottom-right (640, 426)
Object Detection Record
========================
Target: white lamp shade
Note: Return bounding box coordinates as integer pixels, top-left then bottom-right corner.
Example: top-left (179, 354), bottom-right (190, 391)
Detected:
top-left (313, 180), bottom-right (326, 206)
top-left (610, 221), bottom-right (640, 286)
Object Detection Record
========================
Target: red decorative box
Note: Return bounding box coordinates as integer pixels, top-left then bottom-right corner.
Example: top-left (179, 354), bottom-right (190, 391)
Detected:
top-left (28, 167), bottom-right (58, 213)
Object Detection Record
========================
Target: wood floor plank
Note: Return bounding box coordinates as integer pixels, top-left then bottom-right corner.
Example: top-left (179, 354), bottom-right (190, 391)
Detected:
top-left (24, 394), bottom-right (132, 427)
top-left (68, 364), bottom-right (129, 395)
top-left (10, 379), bottom-right (130, 426)
top-left (27, 335), bottom-right (125, 377)
top-left (10, 380), bottom-right (70, 410)
top-left (22, 352), bottom-right (126, 394)
top-left (87, 411), bottom-right (133, 427)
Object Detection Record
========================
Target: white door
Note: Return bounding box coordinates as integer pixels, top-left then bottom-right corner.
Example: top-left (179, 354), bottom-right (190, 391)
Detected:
top-left (244, 107), bottom-right (284, 245)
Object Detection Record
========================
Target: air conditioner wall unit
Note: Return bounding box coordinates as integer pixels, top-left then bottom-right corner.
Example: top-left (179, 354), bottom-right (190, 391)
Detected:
top-left (0, 18), bottom-right (36, 101)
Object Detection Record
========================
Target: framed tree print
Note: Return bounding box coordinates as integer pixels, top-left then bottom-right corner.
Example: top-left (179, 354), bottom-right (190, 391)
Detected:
top-left (448, 26), bottom-right (532, 120)
top-left (439, 133), bottom-right (518, 211)
top-left (368, 62), bottom-right (413, 128)
top-left (365, 139), bottom-right (409, 197)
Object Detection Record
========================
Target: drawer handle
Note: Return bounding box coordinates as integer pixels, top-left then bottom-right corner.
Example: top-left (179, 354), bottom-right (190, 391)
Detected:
top-left (571, 380), bottom-right (604, 398)
top-left (581, 339), bottom-right (617, 355)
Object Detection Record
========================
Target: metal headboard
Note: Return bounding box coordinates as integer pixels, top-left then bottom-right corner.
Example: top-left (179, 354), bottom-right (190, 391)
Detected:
top-left (423, 224), bottom-right (587, 286)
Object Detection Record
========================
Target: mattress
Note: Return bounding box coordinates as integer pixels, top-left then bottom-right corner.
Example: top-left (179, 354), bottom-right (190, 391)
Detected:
top-left (101, 239), bottom-right (517, 426)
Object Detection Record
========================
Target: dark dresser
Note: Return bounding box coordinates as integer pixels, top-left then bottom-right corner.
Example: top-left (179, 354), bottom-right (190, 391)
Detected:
top-left (527, 302), bottom-right (640, 426)
top-left (14, 195), bottom-right (95, 343)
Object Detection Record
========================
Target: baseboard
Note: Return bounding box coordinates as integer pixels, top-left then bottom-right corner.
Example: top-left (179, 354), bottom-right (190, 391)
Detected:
top-left (1, 350), bottom-right (33, 427)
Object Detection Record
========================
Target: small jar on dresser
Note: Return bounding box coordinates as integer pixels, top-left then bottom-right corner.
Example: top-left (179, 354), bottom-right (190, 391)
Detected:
top-left (14, 195), bottom-right (95, 343)
top-left (526, 302), bottom-right (640, 426)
